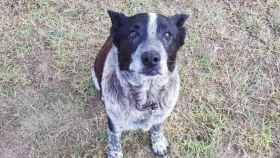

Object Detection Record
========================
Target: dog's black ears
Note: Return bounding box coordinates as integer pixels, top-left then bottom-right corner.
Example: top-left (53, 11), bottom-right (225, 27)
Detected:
top-left (107, 10), bottom-right (127, 30)
top-left (170, 14), bottom-right (189, 28)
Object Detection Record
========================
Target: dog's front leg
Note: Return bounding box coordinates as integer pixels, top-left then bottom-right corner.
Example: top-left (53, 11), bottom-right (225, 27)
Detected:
top-left (107, 117), bottom-right (123, 158)
top-left (149, 124), bottom-right (169, 156)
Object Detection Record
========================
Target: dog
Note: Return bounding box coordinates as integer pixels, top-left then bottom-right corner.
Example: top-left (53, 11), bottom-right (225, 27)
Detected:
top-left (91, 10), bottom-right (188, 158)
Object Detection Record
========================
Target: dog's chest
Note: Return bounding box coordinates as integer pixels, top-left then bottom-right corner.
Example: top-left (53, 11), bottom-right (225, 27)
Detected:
top-left (117, 81), bottom-right (166, 129)
top-left (129, 80), bottom-right (165, 109)
top-left (104, 76), bottom-right (171, 130)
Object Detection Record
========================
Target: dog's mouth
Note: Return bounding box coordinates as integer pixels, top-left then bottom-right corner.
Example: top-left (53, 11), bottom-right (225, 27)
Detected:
top-left (141, 67), bottom-right (161, 76)
top-left (136, 102), bottom-right (160, 111)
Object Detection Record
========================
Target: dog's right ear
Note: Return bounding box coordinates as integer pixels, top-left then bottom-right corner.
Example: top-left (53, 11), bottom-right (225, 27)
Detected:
top-left (170, 14), bottom-right (189, 28)
top-left (107, 10), bottom-right (127, 31)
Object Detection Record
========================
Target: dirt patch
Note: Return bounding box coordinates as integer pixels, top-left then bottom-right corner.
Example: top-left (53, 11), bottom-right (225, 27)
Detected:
top-left (17, 49), bottom-right (56, 88)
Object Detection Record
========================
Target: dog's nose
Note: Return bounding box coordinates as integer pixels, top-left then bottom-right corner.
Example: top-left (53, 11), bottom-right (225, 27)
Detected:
top-left (141, 51), bottom-right (161, 67)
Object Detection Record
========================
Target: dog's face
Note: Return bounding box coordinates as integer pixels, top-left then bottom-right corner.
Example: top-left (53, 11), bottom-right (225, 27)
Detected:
top-left (108, 11), bottom-right (188, 76)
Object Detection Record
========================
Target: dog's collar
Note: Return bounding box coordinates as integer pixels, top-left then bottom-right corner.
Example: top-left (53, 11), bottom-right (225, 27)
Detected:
top-left (136, 102), bottom-right (160, 111)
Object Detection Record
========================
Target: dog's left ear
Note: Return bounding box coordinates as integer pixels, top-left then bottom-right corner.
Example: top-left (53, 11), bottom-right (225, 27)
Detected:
top-left (107, 10), bottom-right (127, 30)
top-left (170, 14), bottom-right (189, 28)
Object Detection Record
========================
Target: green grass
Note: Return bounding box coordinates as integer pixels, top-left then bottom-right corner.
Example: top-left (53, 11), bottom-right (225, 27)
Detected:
top-left (1, 0), bottom-right (280, 158)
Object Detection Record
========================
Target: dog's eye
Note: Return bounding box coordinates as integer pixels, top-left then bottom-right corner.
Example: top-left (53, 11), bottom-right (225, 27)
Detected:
top-left (129, 31), bottom-right (139, 40)
top-left (164, 32), bottom-right (172, 40)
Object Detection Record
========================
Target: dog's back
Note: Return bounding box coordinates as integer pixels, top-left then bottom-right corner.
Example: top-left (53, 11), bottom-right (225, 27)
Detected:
top-left (92, 36), bottom-right (113, 91)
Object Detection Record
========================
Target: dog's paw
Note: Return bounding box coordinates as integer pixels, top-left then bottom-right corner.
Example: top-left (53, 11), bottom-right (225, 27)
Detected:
top-left (107, 151), bottom-right (123, 158)
top-left (150, 133), bottom-right (169, 156)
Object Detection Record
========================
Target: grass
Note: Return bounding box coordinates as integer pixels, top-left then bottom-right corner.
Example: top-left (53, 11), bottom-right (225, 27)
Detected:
top-left (0, 0), bottom-right (280, 158)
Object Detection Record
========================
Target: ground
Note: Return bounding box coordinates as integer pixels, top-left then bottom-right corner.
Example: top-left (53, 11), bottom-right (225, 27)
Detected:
top-left (0, 0), bottom-right (280, 158)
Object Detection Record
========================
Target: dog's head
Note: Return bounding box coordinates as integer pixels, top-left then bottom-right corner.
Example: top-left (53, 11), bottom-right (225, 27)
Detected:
top-left (108, 10), bottom-right (188, 76)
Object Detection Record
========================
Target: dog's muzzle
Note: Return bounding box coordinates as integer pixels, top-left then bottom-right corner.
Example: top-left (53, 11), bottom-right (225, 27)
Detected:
top-left (141, 50), bottom-right (161, 76)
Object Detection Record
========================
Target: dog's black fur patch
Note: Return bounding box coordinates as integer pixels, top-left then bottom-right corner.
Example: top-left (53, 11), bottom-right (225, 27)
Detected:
top-left (156, 14), bottom-right (188, 72)
top-left (107, 116), bottom-right (115, 132)
top-left (108, 11), bottom-right (149, 71)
